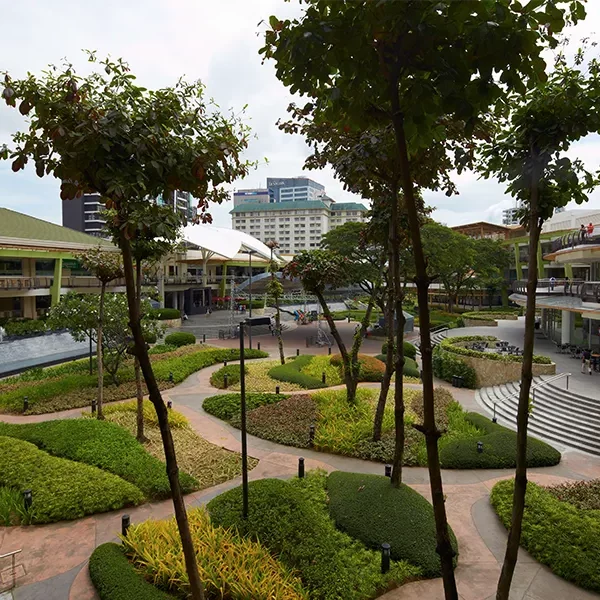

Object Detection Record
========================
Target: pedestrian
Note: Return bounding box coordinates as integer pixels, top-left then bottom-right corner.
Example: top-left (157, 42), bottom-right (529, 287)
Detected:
top-left (582, 348), bottom-right (592, 375)
top-left (549, 276), bottom-right (556, 291)
top-left (587, 222), bottom-right (595, 236)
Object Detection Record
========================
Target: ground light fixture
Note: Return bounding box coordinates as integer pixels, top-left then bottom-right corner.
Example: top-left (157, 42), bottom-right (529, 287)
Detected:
top-left (384, 464), bottom-right (392, 478)
top-left (298, 457), bottom-right (305, 478)
top-left (477, 441), bottom-right (484, 453)
top-left (23, 489), bottom-right (32, 510)
top-left (381, 543), bottom-right (391, 574)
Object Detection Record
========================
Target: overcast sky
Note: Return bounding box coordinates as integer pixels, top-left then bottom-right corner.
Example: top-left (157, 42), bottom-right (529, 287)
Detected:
top-left (1, 0), bottom-right (600, 229)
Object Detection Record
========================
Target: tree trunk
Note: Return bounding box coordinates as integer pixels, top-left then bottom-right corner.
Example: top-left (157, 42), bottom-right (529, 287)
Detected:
top-left (118, 233), bottom-right (205, 600)
top-left (97, 282), bottom-right (106, 420)
top-left (388, 90), bottom-right (458, 598)
top-left (390, 189), bottom-right (405, 488)
top-left (496, 164), bottom-right (542, 600)
top-left (373, 279), bottom-right (394, 442)
top-left (135, 259), bottom-right (146, 443)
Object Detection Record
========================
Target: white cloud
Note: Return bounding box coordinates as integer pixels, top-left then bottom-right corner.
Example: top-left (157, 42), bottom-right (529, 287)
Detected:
top-left (1, 0), bottom-right (600, 228)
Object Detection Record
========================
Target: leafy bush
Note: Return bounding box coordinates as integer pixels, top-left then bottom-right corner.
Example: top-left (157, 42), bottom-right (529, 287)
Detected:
top-left (232, 394), bottom-right (317, 448)
top-left (4, 318), bottom-right (49, 337)
top-left (432, 346), bottom-right (478, 388)
top-left (462, 311), bottom-right (518, 321)
top-left (208, 476), bottom-right (420, 600)
top-left (403, 357), bottom-right (420, 379)
top-left (102, 399), bottom-right (189, 429)
top-left (491, 480), bottom-right (600, 593)
top-left (439, 412), bottom-right (561, 469)
top-left (147, 308), bottom-right (181, 321)
top-left (381, 340), bottom-right (417, 359)
top-left (89, 543), bottom-right (176, 600)
top-left (0, 419), bottom-right (196, 500)
top-left (327, 471), bottom-right (458, 578)
top-left (143, 331), bottom-right (158, 344)
top-left (0, 486), bottom-right (34, 526)
top-left (203, 392), bottom-right (287, 421)
top-left (123, 508), bottom-right (308, 599)
top-left (0, 436), bottom-right (143, 523)
top-left (547, 479), bottom-right (600, 510)
top-left (300, 354), bottom-right (343, 386)
top-left (330, 353), bottom-right (386, 382)
top-left (147, 343), bottom-right (177, 355)
top-left (209, 364), bottom-right (246, 389)
top-left (164, 332), bottom-right (196, 347)
top-left (268, 355), bottom-right (326, 389)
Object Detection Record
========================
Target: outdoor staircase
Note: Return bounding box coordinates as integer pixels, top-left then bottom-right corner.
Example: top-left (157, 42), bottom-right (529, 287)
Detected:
top-left (476, 377), bottom-right (600, 456)
top-left (414, 327), bottom-right (448, 357)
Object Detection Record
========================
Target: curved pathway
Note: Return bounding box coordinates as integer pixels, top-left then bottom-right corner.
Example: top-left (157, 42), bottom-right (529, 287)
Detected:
top-left (1, 344), bottom-right (599, 599)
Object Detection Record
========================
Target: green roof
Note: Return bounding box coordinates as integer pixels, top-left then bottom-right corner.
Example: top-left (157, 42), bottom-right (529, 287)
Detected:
top-left (230, 200), bottom-right (368, 214)
top-left (0, 208), bottom-right (113, 247)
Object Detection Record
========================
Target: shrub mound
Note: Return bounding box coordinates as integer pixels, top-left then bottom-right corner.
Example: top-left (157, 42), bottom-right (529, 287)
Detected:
top-left (381, 340), bottom-right (417, 359)
top-left (123, 508), bottom-right (308, 599)
top-left (0, 419), bottom-right (197, 499)
top-left (209, 364), bottom-right (246, 389)
top-left (203, 392), bottom-right (289, 421)
top-left (148, 308), bottom-right (181, 321)
top-left (163, 332), bottom-right (196, 347)
top-left (327, 472), bottom-right (457, 578)
top-left (432, 346), bottom-right (478, 388)
top-left (462, 311), bottom-right (518, 321)
top-left (491, 480), bottom-right (600, 593)
top-left (89, 543), bottom-right (176, 600)
top-left (268, 355), bottom-right (326, 389)
top-left (330, 353), bottom-right (386, 382)
top-left (0, 436), bottom-right (143, 523)
top-left (208, 475), bottom-right (419, 600)
top-left (439, 412), bottom-right (561, 468)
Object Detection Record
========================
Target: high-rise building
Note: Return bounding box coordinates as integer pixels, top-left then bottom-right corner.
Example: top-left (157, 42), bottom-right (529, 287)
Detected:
top-left (233, 189), bottom-right (270, 207)
top-left (266, 177), bottom-right (325, 203)
top-left (62, 191), bottom-right (196, 238)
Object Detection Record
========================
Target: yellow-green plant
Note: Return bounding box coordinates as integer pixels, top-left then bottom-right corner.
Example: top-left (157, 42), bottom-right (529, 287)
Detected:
top-left (123, 508), bottom-right (309, 599)
top-left (102, 399), bottom-right (189, 428)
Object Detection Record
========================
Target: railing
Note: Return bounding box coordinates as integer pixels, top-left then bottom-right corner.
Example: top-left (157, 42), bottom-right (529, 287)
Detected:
top-left (551, 229), bottom-right (600, 253)
top-left (512, 279), bottom-right (600, 304)
top-left (0, 549), bottom-right (22, 592)
top-left (581, 281), bottom-right (600, 303)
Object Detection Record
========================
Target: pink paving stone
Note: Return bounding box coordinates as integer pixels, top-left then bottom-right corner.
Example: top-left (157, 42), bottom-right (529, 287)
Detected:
top-left (69, 562), bottom-right (98, 600)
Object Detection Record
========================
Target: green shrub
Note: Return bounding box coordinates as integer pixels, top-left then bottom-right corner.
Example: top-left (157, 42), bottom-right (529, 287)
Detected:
top-left (89, 543), bottom-right (176, 600)
top-left (462, 311), bottom-right (518, 322)
top-left (491, 480), bottom-right (600, 593)
top-left (439, 412), bottom-right (561, 469)
top-left (432, 346), bottom-right (478, 388)
top-left (0, 436), bottom-right (143, 523)
top-left (381, 340), bottom-right (417, 359)
top-left (203, 392), bottom-right (287, 421)
top-left (164, 332), bottom-right (196, 347)
top-left (327, 471), bottom-right (458, 578)
top-left (148, 308), bottom-right (181, 321)
top-left (0, 486), bottom-right (34, 526)
top-left (4, 319), bottom-right (48, 337)
top-left (268, 355), bottom-right (326, 389)
top-left (209, 364), bottom-right (246, 389)
top-left (300, 354), bottom-right (343, 386)
top-left (0, 419), bottom-right (196, 500)
top-left (143, 331), bottom-right (158, 344)
top-left (330, 353), bottom-right (386, 382)
top-left (208, 476), bottom-right (420, 600)
top-left (403, 357), bottom-right (420, 379)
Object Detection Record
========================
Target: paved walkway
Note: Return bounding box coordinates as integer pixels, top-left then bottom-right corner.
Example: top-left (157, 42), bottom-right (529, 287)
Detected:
top-left (1, 325), bottom-right (599, 600)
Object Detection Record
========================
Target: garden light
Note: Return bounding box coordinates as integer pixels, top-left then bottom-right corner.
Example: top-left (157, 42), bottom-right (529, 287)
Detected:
top-left (23, 489), bottom-right (32, 510)
top-left (477, 441), bottom-right (484, 453)
top-left (381, 543), bottom-right (391, 574)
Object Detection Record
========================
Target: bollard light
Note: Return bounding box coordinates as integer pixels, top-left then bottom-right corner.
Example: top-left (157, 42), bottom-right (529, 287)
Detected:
top-left (224, 360), bottom-right (228, 367)
top-left (223, 374), bottom-right (229, 389)
top-left (169, 371), bottom-right (174, 383)
top-left (328, 346), bottom-right (332, 355)
top-left (347, 316), bottom-right (351, 323)
top-left (202, 333), bottom-right (206, 343)
top-left (275, 385), bottom-right (280, 395)
top-left (23, 396), bottom-right (29, 413)
top-left (381, 543), bottom-right (391, 574)
top-left (322, 372), bottom-right (326, 384)
top-left (298, 457), bottom-right (305, 479)
top-left (309, 424), bottom-right (315, 447)
top-left (23, 489), bottom-right (32, 510)
top-left (384, 464), bottom-right (392, 478)
top-left (91, 399), bottom-right (97, 414)
top-left (257, 342), bottom-right (261, 351)
top-left (167, 400), bottom-right (172, 410)
top-left (492, 404), bottom-right (497, 424)
top-left (121, 514), bottom-right (131, 537)
top-left (296, 348), bottom-right (300, 357)
top-left (477, 441), bottom-right (484, 454)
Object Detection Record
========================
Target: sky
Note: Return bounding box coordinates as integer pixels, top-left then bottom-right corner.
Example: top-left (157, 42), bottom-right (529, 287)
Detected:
top-left (1, 0), bottom-right (600, 229)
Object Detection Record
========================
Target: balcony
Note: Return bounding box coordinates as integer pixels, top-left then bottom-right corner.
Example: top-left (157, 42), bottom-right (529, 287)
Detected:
top-left (511, 279), bottom-right (600, 306)
top-left (549, 230), bottom-right (600, 253)
top-left (0, 277), bottom-right (127, 291)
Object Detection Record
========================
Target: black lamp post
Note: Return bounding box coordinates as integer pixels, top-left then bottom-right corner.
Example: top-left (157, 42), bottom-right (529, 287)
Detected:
top-left (239, 321), bottom-right (249, 519)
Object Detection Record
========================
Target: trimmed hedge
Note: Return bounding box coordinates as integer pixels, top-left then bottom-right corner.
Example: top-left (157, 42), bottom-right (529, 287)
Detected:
top-left (148, 308), bottom-right (181, 321)
top-left (462, 311), bottom-right (517, 321)
top-left (4, 319), bottom-right (49, 337)
top-left (381, 340), bottom-right (417, 359)
top-left (491, 480), bottom-right (600, 593)
top-left (327, 472), bottom-right (457, 578)
top-left (89, 543), bottom-right (176, 600)
top-left (209, 364), bottom-right (246, 389)
top-left (208, 475), bottom-right (419, 600)
top-left (432, 346), bottom-right (478, 388)
top-left (0, 419), bottom-right (196, 500)
top-left (0, 436), bottom-right (143, 523)
top-left (439, 412), bottom-right (561, 469)
top-left (268, 355), bottom-right (326, 389)
top-left (203, 392), bottom-right (288, 421)
top-left (163, 332), bottom-right (196, 347)
top-left (330, 353), bottom-right (386, 382)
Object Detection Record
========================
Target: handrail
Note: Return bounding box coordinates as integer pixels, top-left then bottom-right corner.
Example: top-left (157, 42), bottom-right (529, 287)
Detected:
top-left (551, 229), bottom-right (600, 253)
top-left (0, 548), bottom-right (22, 591)
top-left (492, 372), bottom-right (570, 421)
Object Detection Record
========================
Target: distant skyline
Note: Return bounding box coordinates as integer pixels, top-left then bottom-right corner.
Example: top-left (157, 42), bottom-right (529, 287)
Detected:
top-left (1, 0), bottom-right (600, 230)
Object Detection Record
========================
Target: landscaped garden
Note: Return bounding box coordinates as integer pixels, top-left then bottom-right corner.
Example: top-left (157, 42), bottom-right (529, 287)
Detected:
top-left (90, 470), bottom-right (448, 599)
top-left (0, 403), bottom-right (252, 525)
top-left (203, 387), bottom-right (560, 469)
top-left (0, 344), bottom-right (268, 415)
top-left (491, 478), bottom-right (600, 593)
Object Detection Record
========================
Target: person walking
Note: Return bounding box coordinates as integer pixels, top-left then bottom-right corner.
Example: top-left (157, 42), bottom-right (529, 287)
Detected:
top-left (587, 222), bottom-right (595, 236)
top-left (582, 348), bottom-right (592, 375)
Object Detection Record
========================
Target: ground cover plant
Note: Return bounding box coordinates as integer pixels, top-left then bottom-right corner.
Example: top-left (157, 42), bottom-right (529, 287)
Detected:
top-left (491, 480), bottom-right (600, 593)
top-left (122, 508), bottom-right (309, 599)
top-left (546, 479), bottom-right (600, 510)
top-left (0, 346), bottom-right (267, 414)
top-left (0, 436), bottom-right (143, 523)
top-left (202, 392), bottom-right (288, 421)
top-left (327, 471), bottom-right (458, 578)
top-left (462, 312), bottom-right (518, 322)
top-left (207, 473), bottom-right (421, 600)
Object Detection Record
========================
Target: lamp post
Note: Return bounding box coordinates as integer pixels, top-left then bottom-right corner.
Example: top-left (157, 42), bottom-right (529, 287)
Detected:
top-left (239, 321), bottom-right (249, 519)
top-left (245, 249), bottom-right (255, 350)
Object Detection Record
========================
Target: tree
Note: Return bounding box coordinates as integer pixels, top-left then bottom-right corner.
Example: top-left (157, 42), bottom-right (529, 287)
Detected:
top-left (285, 249), bottom-right (373, 405)
top-left (481, 53), bottom-right (599, 600)
top-left (265, 240), bottom-right (285, 365)
top-left (262, 2), bottom-right (583, 596)
top-left (2, 53), bottom-right (252, 600)
top-left (472, 239), bottom-right (511, 308)
top-left (76, 248), bottom-right (123, 419)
